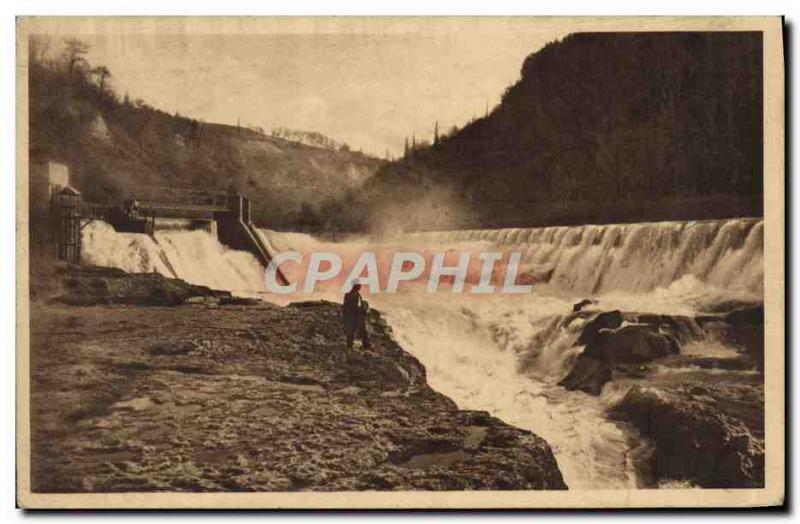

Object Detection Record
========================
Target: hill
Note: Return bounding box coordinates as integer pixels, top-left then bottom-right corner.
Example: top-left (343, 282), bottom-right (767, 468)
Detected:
top-left (28, 44), bottom-right (385, 231)
top-left (355, 32), bottom-right (763, 232)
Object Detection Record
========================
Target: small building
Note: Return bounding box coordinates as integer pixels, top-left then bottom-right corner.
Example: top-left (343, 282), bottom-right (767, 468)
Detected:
top-left (30, 160), bottom-right (70, 216)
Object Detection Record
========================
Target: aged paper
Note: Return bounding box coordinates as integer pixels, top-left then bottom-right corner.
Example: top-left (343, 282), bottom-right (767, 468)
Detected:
top-left (16, 16), bottom-right (784, 509)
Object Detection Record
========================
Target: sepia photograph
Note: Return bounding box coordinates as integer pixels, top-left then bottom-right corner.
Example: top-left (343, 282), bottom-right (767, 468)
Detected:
top-left (15, 16), bottom-right (785, 509)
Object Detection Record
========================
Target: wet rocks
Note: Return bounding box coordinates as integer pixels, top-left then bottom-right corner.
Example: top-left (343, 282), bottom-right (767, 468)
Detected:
top-left (575, 310), bottom-right (623, 345)
top-left (584, 324), bottom-right (680, 364)
top-left (558, 355), bottom-right (612, 395)
top-left (554, 304), bottom-right (765, 488)
top-left (218, 296), bottom-right (262, 306)
top-left (370, 410), bottom-right (566, 491)
top-left (627, 313), bottom-right (703, 344)
top-left (560, 311), bottom-right (680, 395)
top-left (59, 266), bottom-right (231, 306)
top-left (610, 383), bottom-right (764, 488)
top-left (724, 306), bottom-right (764, 371)
top-left (31, 293), bottom-right (567, 492)
top-left (572, 298), bottom-right (597, 312)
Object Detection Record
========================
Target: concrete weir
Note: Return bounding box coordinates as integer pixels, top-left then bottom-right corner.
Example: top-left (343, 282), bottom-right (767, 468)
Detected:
top-left (55, 187), bottom-right (288, 285)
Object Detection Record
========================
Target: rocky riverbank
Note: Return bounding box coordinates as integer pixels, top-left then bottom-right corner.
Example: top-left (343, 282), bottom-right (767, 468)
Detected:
top-left (29, 265), bottom-right (567, 492)
top-left (556, 304), bottom-right (765, 488)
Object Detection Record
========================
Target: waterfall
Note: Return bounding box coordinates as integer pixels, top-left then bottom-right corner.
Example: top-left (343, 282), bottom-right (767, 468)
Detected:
top-left (81, 221), bottom-right (266, 295)
top-left (81, 217), bottom-right (763, 489)
top-left (398, 218), bottom-right (763, 297)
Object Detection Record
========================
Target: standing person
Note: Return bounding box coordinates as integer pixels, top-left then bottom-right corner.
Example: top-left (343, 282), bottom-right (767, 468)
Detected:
top-left (356, 297), bottom-right (372, 351)
top-left (342, 282), bottom-right (371, 349)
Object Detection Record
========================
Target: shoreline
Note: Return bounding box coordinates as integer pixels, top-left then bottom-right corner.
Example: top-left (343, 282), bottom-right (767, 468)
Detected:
top-left (29, 266), bottom-right (567, 492)
top-left (28, 263), bottom-right (765, 491)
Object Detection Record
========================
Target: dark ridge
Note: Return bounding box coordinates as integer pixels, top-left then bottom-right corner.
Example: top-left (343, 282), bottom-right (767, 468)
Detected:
top-left (355, 32), bottom-right (763, 231)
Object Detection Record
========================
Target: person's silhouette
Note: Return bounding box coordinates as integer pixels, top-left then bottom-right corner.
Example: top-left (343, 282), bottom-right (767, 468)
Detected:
top-left (342, 282), bottom-right (371, 350)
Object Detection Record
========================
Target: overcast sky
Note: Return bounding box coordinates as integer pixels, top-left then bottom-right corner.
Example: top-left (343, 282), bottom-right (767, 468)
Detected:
top-left (70, 21), bottom-right (565, 157)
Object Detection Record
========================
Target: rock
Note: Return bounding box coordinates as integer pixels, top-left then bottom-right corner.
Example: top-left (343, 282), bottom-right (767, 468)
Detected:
top-left (89, 113), bottom-right (112, 143)
top-left (659, 354), bottom-right (753, 371)
top-left (59, 266), bottom-right (231, 306)
top-left (575, 310), bottom-right (623, 345)
top-left (628, 313), bottom-right (702, 343)
top-left (706, 300), bottom-right (763, 314)
top-left (148, 341), bottom-right (197, 356)
top-left (562, 320), bottom-right (680, 395)
top-left (725, 305), bottom-right (764, 325)
top-left (519, 265), bottom-right (555, 285)
top-left (557, 355), bottom-right (611, 395)
top-left (31, 290), bottom-right (568, 492)
top-left (584, 324), bottom-right (680, 364)
top-left (288, 300), bottom-right (334, 309)
top-left (724, 306), bottom-right (764, 371)
top-left (572, 298), bottom-right (596, 312)
top-left (610, 383), bottom-right (764, 488)
top-left (184, 296), bottom-right (219, 306)
top-left (218, 296), bottom-right (262, 306)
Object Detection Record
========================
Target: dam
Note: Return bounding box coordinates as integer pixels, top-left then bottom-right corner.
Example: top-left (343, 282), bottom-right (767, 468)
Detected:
top-left (48, 185), bottom-right (288, 285)
top-left (79, 216), bottom-right (764, 489)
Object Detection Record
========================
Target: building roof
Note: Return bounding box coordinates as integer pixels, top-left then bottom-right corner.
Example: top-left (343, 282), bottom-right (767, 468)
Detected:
top-left (58, 185), bottom-right (82, 196)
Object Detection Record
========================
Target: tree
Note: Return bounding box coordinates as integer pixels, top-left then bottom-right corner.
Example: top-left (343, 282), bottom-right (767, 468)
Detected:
top-left (63, 38), bottom-right (90, 76)
top-left (434, 121), bottom-right (439, 146)
top-left (91, 65), bottom-right (112, 92)
top-left (29, 35), bottom-right (52, 65)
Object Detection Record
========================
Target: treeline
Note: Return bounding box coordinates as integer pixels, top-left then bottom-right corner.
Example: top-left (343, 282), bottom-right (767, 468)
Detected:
top-left (270, 127), bottom-right (350, 151)
top-left (353, 32), bottom-right (764, 231)
top-left (28, 36), bottom-right (384, 230)
top-left (28, 35), bottom-right (245, 203)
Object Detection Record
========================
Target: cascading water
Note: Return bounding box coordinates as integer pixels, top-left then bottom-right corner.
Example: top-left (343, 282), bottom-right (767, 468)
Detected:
top-left (82, 221), bottom-right (265, 294)
top-left (80, 217), bottom-right (763, 489)
top-left (402, 218), bottom-right (763, 298)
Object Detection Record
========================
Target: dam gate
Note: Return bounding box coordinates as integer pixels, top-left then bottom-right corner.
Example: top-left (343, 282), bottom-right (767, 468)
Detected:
top-left (53, 187), bottom-right (287, 284)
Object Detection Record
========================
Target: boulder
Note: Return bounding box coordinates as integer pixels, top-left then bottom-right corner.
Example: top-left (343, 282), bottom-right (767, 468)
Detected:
top-left (724, 306), bottom-right (764, 371)
top-left (628, 313), bottom-right (702, 343)
top-left (584, 324), bottom-right (680, 364)
top-left (59, 266), bottom-right (231, 307)
top-left (725, 305), bottom-right (764, 325)
top-left (557, 355), bottom-right (612, 395)
top-left (562, 321), bottom-right (681, 395)
top-left (575, 310), bottom-right (623, 345)
top-left (572, 298), bottom-right (596, 312)
top-left (610, 383), bottom-right (764, 488)
top-left (218, 296), bottom-right (262, 306)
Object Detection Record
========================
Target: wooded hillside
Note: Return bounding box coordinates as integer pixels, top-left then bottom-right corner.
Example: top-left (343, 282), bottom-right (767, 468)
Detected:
top-left (28, 37), bottom-right (385, 231)
top-left (355, 32), bottom-right (763, 231)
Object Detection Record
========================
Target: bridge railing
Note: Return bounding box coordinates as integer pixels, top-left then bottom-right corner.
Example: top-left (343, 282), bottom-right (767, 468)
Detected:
top-left (127, 187), bottom-right (236, 212)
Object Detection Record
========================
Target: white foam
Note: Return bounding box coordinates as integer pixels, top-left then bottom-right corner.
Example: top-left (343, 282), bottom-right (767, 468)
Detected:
top-left (82, 218), bottom-right (763, 489)
top-left (81, 221), bottom-right (266, 294)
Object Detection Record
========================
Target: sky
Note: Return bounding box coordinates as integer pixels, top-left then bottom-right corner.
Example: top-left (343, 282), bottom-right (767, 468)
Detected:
top-left (56, 21), bottom-right (566, 157)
